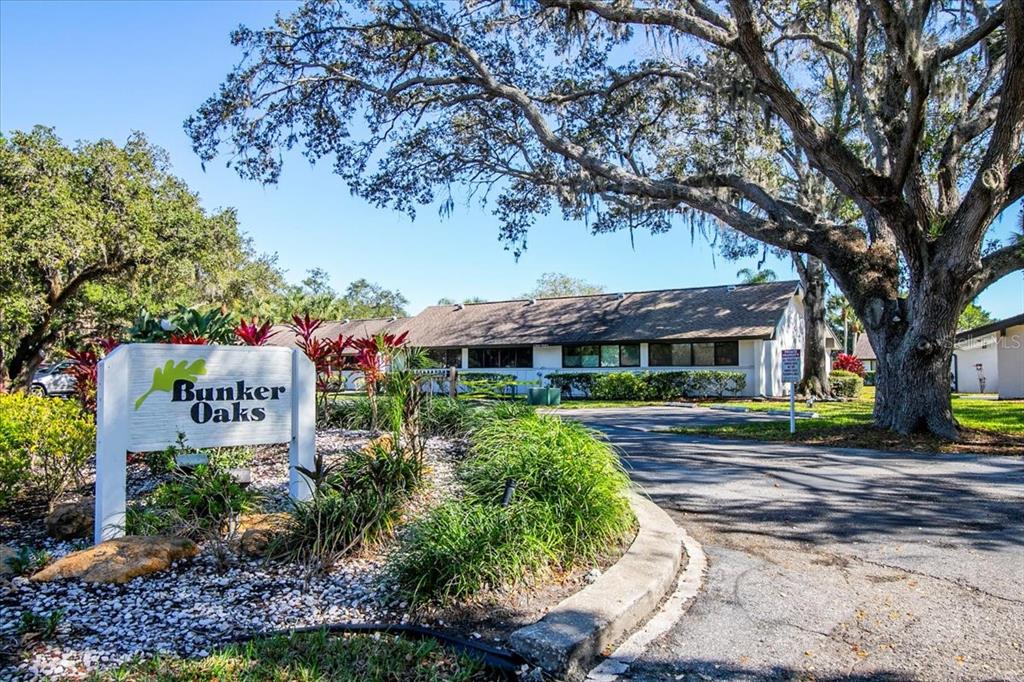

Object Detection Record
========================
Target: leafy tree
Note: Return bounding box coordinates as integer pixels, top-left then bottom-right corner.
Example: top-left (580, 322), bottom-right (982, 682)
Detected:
top-left (736, 268), bottom-right (778, 284)
top-left (827, 294), bottom-right (865, 355)
top-left (268, 270), bottom-right (408, 319)
top-left (187, 1), bottom-right (1024, 438)
top-left (525, 272), bottom-right (605, 298)
top-left (0, 127), bottom-right (274, 388)
top-left (958, 301), bottom-right (995, 331)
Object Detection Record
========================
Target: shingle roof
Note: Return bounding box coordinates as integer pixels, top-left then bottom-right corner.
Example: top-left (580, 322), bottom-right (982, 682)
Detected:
top-left (268, 317), bottom-right (406, 355)
top-left (397, 280), bottom-right (799, 347)
top-left (853, 333), bottom-right (876, 360)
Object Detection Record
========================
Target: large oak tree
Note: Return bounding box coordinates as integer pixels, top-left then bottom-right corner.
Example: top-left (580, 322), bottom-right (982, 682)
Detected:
top-left (188, 0), bottom-right (1023, 438)
top-left (0, 127), bottom-right (279, 388)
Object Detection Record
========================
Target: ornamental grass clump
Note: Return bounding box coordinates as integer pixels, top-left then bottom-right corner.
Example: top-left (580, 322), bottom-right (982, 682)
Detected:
top-left (391, 414), bottom-right (633, 603)
top-left (463, 415), bottom-right (633, 561)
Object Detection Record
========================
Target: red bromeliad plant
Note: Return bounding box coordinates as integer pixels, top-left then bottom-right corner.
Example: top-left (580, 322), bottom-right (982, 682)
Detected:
top-left (288, 313), bottom-right (351, 403)
top-left (234, 317), bottom-right (277, 346)
top-left (351, 331), bottom-right (408, 429)
top-left (66, 337), bottom-right (120, 414)
top-left (168, 333), bottom-right (209, 345)
top-left (832, 353), bottom-right (866, 377)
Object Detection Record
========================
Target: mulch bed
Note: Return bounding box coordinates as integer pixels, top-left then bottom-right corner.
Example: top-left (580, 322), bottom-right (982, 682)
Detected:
top-left (0, 430), bottom-right (628, 679)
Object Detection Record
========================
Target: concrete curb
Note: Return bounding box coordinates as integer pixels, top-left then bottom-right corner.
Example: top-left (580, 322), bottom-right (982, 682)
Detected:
top-left (508, 492), bottom-right (683, 681)
top-left (586, 527), bottom-right (707, 681)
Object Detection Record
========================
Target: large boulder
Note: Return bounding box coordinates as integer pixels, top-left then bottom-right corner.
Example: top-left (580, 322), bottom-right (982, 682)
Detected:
top-left (45, 500), bottom-right (94, 540)
top-left (236, 512), bottom-right (291, 557)
top-left (30, 536), bottom-right (198, 584)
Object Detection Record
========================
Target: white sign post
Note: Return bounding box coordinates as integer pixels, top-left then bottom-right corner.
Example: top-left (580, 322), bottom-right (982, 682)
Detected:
top-left (780, 349), bottom-right (802, 434)
top-left (94, 344), bottom-right (316, 544)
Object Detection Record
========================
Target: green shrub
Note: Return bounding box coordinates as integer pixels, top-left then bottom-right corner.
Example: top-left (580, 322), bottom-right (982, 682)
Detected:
top-left (463, 415), bottom-right (633, 560)
top-left (134, 465), bottom-right (256, 537)
top-left (4, 546), bottom-right (51, 576)
top-left (321, 396), bottom-right (398, 431)
top-left (547, 373), bottom-right (597, 397)
top-left (864, 371), bottom-right (876, 386)
top-left (592, 372), bottom-right (651, 400)
top-left (17, 609), bottom-right (64, 641)
top-left (830, 369), bottom-right (864, 398)
top-left (391, 414), bottom-right (634, 603)
top-left (0, 393), bottom-right (94, 508)
top-left (420, 397), bottom-right (482, 439)
top-left (645, 370), bottom-right (746, 398)
top-left (391, 500), bottom-right (558, 602)
top-left (274, 438), bottom-right (421, 570)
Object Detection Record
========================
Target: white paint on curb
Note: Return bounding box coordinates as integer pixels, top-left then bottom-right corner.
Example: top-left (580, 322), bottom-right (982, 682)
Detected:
top-left (585, 526), bottom-right (708, 681)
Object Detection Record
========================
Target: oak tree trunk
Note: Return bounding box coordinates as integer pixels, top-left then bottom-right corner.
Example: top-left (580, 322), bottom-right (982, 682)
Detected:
top-left (799, 256), bottom-right (832, 398)
top-left (857, 277), bottom-right (962, 439)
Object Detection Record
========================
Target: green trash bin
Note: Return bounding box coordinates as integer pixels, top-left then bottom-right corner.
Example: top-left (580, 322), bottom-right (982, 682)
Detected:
top-left (527, 387), bottom-right (546, 405)
top-left (545, 387), bottom-right (562, 406)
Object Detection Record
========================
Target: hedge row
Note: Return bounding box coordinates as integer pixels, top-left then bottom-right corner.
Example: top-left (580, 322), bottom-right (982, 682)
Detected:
top-left (830, 369), bottom-right (864, 398)
top-left (547, 370), bottom-right (747, 400)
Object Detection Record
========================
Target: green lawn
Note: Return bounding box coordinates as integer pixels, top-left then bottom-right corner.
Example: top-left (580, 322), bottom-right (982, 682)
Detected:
top-left (671, 387), bottom-right (1024, 454)
top-left (95, 630), bottom-right (500, 682)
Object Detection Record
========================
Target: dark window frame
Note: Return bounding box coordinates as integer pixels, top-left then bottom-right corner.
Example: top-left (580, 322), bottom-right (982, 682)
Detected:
top-left (426, 347), bottom-right (463, 368)
top-left (648, 340), bottom-right (740, 367)
top-left (562, 343), bottom-right (640, 369)
top-left (467, 346), bottom-right (533, 369)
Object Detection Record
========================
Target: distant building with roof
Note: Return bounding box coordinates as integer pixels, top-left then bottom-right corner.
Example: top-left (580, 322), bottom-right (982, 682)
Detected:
top-left (271, 280), bottom-right (835, 397)
top-left (953, 313), bottom-right (1024, 398)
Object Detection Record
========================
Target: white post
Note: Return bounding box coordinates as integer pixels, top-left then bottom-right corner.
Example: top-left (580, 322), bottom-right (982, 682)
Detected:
top-left (94, 347), bottom-right (129, 544)
top-left (289, 350), bottom-right (316, 500)
top-left (789, 381), bottom-right (796, 434)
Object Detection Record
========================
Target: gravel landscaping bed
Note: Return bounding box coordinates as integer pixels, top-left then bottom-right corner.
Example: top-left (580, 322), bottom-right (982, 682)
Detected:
top-left (0, 430), bottom-right (467, 680)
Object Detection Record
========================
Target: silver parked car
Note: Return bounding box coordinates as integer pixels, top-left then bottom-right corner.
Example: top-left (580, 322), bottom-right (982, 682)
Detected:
top-left (30, 360), bottom-right (78, 397)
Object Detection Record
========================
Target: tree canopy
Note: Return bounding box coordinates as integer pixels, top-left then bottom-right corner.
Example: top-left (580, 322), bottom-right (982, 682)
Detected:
top-left (268, 269), bottom-right (409, 319)
top-left (0, 127), bottom-right (278, 386)
top-left (188, 0), bottom-right (1023, 438)
top-left (525, 272), bottom-right (605, 298)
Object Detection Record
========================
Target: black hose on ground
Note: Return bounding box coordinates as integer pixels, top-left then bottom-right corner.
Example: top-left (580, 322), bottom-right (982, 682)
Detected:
top-left (221, 621), bottom-right (530, 680)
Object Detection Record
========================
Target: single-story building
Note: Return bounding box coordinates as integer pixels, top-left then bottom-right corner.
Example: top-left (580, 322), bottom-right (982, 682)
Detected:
top-left (953, 313), bottom-right (1024, 398)
top-left (853, 333), bottom-right (877, 374)
top-left (271, 281), bottom-right (831, 398)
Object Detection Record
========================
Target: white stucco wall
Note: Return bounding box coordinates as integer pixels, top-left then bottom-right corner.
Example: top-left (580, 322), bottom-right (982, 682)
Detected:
top-left (996, 324), bottom-right (1024, 399)
top-left (770, 296), bottom-right (806, 396)
top-left (953, 332), bottom-right (999, 393)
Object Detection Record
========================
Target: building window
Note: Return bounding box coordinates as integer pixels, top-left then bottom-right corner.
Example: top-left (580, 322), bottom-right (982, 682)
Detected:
top-left (649, 340), bottom-right (739, 367)
top-left (714, 341), bottom-right (739, 366)
top-left (649, 342), bottom-right (692, 367)
top-left (563, 344), bottom-right (640, 368)
top-left (426, 348), bottom-right (462, 368)
top-left (468, 346), bottom-right (533, 368)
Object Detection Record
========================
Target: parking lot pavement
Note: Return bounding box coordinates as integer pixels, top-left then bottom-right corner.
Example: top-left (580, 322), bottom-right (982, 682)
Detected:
top-left (564, 407), bottom-right (1024, 681)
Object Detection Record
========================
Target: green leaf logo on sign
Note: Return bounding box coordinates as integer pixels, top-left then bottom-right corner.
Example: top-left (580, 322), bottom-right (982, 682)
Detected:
top-left (134, 358), bottom-right (207, 410)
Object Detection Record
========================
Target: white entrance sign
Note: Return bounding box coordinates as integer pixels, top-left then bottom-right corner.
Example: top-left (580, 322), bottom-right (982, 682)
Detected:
top-left (780, 348), bottom-right (801, 434)
top-left (95, 344), bottom-right (316, 543)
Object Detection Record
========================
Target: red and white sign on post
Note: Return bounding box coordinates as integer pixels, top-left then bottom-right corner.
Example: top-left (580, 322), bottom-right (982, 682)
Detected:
top-left (94, 344), bottom-right (316, 543)
top-left (781, 349), bottom-right (801, 434)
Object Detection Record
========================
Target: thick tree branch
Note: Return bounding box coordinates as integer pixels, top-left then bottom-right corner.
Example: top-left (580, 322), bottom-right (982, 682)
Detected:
top-left (935, 6), bottom-right (1004, 63)
top-left (967, 240), bottom-right (1024, 301)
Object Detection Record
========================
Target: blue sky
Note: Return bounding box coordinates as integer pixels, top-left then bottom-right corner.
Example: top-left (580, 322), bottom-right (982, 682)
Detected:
top-left (1, 0), bottom-right (1021, 318)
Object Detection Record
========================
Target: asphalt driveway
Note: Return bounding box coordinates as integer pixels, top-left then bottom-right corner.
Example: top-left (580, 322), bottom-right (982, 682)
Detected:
top-left (564, 406), bottom-right (1024, 681)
